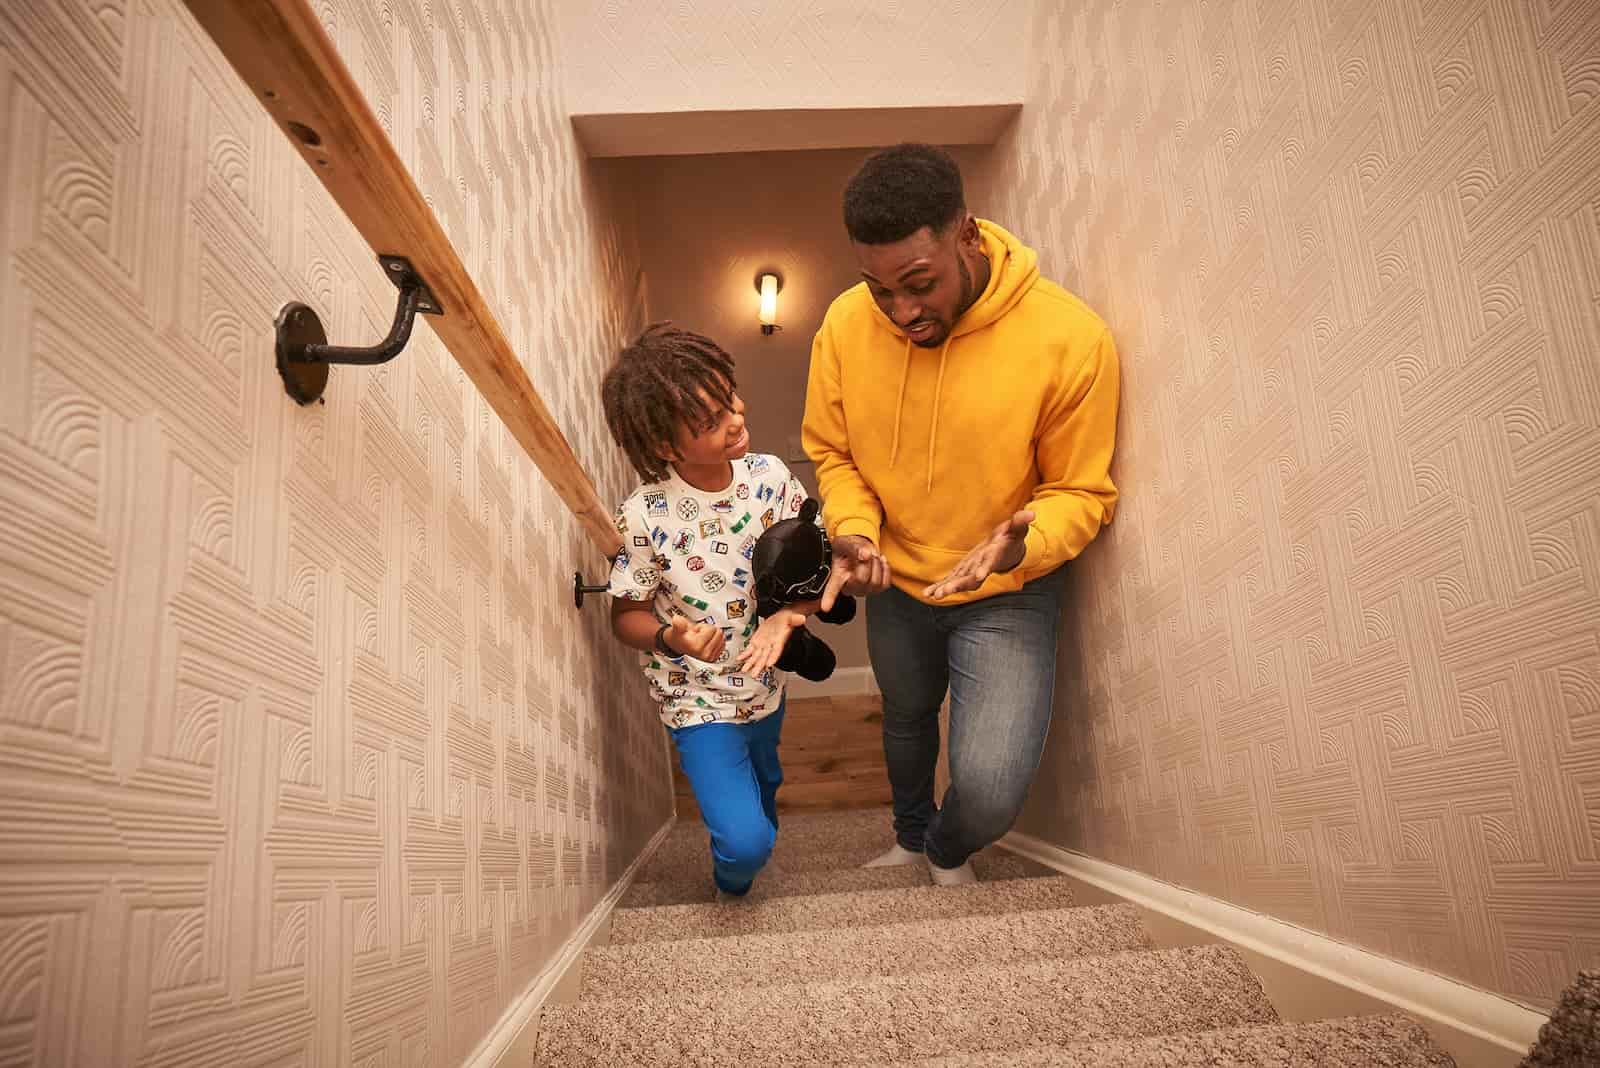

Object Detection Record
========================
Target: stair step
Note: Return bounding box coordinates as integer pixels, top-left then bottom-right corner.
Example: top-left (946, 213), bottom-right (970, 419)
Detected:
top-left (876, 1014), bottom-right (1457, 1066)
top-left (641, 806), bottom-right (898, 881)
top-left (536, 944), bottom-right (1278, 1066)
top-left (621, 847), bottom-right (1035, 908)
top-left (583, 903), bottom-right (1150, 1001)
top-left (609, 874), bottom-right (1077, 946)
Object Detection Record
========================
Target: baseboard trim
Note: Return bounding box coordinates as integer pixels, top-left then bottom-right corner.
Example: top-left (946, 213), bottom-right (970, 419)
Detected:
top-left (787, 665), bottom-right (880, 700)
top-left (463, 815), bottom-right (677, 1068)
top-left (1002, 830), bottom-right (1546, 1060)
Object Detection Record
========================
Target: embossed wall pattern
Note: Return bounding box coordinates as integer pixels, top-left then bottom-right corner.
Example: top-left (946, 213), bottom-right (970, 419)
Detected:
top-left (988, 0), bottom-right (1600, 1011)
top-left (0, 0), bottom-right (670, 1064)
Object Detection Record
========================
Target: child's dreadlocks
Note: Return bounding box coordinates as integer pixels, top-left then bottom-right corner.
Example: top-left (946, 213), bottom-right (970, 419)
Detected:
top-left (601, 323), bottom-right (739, 484)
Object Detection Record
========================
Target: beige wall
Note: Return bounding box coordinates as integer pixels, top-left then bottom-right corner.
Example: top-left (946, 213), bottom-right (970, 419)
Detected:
top-left (0, 0), bottom-right (670, 1064)
top-left (556, 1), bottom-right (1031, 116)
top-left (616, 146), bottom-right (994, 672)
top-left (985, 0), bottom-right (1600, 1011)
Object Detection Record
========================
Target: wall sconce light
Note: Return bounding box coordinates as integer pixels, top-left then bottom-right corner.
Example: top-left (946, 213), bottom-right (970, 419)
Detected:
top-left (755, 270), bottom-right (783, 335)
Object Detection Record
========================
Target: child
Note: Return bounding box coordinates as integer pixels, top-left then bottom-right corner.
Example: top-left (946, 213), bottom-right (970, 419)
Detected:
top-left (600, 324), bottom-right (818, 897)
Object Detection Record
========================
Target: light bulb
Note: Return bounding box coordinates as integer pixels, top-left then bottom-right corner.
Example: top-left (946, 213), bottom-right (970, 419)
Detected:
top-left (758, 273), bottom-right (779, 327)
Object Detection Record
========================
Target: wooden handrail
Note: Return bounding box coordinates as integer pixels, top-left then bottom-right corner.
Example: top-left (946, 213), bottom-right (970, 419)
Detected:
top-left (182, 0), bottom-right (623, 558)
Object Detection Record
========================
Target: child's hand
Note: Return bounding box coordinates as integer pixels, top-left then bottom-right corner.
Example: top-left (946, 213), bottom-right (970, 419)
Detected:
top-left (666, 615), bottom-right (725, 662)
top-left (736, 611), bottom-right (806, 676)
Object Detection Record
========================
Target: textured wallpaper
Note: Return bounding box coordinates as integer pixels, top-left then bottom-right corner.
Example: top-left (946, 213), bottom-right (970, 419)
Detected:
top-left (0, 0), bottom-right (670, 1064)
top-left (556, 0), bottom-right (1030, 115)
top-left (990, 0), bottom-right (1600, 1011)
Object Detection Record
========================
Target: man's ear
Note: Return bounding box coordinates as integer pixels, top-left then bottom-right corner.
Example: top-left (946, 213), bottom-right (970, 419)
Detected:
top-left (958, 213), bottom-right (981, 252)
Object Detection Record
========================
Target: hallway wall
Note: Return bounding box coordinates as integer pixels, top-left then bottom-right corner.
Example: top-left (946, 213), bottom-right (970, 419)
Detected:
top-left (615, 145), bottom-right (994, 674)
top-left (986, 0), bottom-right (1600, 1011)
top-left (0, 0), bottom-right (670, 1064)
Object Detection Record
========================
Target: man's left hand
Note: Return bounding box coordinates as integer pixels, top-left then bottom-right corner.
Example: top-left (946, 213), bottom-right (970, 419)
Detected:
top-left (923, 510), bottom-right (1035, 601)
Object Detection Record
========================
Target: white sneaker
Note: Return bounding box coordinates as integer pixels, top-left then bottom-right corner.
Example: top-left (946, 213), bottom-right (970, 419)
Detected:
top-left (863, 843), bottom-right (924, 868)
top-left (927, 856), bottom-right (977, 887)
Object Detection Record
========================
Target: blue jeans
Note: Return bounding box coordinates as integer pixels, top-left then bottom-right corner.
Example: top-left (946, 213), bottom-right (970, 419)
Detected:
top-left (669, 699), bottom-right (786, 894)
top-left (866, 570), bottom-right (1065, 869)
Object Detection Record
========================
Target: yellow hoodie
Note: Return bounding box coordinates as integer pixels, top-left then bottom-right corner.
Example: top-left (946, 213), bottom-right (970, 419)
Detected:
top-left (802, 219), bottom-right (1119, 605)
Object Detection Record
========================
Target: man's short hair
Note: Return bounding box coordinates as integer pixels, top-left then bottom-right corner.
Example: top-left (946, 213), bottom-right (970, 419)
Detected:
top-left (843, 143), bottom-right (966, 245)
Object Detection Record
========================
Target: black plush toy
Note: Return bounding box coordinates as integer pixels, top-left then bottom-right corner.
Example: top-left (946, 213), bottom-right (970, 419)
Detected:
top-left (751, 498), bottom-right (857, 681)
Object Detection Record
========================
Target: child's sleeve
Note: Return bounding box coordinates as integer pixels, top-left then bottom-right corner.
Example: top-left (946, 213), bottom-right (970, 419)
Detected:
top-left (607, 499), bottom-right (661, 602)
top-left (777, 465), bottom-right (810, 523)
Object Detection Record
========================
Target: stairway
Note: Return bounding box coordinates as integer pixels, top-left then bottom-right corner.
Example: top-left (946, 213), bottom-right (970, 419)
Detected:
top-left (535, 806), bottom-right (1457, 1066)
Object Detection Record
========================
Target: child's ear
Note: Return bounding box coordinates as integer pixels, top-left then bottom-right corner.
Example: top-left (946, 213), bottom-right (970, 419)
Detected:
top-left (654, 439), bottom-right (679, 462)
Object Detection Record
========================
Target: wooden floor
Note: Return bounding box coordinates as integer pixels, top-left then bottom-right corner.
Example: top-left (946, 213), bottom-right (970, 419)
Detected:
top-left (672, 694), bottom-right (892, 820)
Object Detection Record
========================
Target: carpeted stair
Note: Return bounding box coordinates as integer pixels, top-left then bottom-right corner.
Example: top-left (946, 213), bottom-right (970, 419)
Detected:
top-left (535, 806), bottom-right (1459, 1066)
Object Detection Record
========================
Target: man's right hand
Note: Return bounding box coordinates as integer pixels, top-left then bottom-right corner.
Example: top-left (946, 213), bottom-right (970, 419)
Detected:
top-left (664, 614), bottom-right (725, 662)
top-left (821, 534), bottom-right (891, 611)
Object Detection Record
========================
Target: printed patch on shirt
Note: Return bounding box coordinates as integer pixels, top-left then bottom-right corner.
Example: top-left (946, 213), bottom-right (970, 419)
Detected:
top-left (712, 541), bottom-right (729, 555)
top-left (701, 572), bottom-right (727, 594)
top-left (699, 518), bottom-right (723, 538)
top-left (632, 566), bottom-right (659, 586)
top-left (756, 483), bottom-right (775, 503)
top-left (614, 512), bottom-right (629, 534)
top-left (726, 598), bottom-right (747, 619)
top-left (736, 483), bottom-right (750, 500)
top-left (682, 595), bottom-right (709, 611)
top-left (645, 492), bottom-right (669, 516)
top-left (671, 530), bottom-right (695, 554)
top-left (686, 556), bottom-right (706, 572)
top-left (759, 508), bottom-right (774, 529)
top-left (611, 550), bottom-right (630, 572)
top-left (668, 670), bottom-right (688, 686)
top-left (652, 528), bottom-right (669, 549)
top-left (711, 498), bottom-right (734, 514)
top-left (632, 534), bottom-right (650, 549)
top-left (676, 498), bottom-right (700, 521)
top-left (732, 567), bottom-right (751, 587)
top-left (731, 512), bottom-right (753, 534)
top-left (740, 536), bottom-right (757, 560)
top-left (747, 455), bottom-right (771, 474)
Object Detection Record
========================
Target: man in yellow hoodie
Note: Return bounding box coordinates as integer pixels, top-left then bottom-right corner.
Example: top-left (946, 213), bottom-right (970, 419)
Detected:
top-left (804, 143), bottom-right (1119, 884)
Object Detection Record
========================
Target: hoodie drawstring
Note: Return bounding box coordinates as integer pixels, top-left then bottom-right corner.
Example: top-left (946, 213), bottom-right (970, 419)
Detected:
top-left (888, 337), bottom-right (911, 470)
top-left (886, 334), bottom-right (954, 493)
top-left (926, 337), bottom-right (951, 492)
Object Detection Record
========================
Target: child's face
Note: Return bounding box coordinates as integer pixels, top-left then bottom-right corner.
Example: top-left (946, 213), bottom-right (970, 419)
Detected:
top-left (666, 391), bottom-right (749, 468)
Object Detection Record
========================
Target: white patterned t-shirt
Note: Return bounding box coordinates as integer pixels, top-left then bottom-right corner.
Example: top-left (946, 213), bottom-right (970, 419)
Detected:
top-left (608, 453), bottom-right (809, 728)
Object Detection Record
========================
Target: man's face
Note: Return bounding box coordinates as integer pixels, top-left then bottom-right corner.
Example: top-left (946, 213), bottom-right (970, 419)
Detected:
top-left (854, 217), bottom-right (984, 348)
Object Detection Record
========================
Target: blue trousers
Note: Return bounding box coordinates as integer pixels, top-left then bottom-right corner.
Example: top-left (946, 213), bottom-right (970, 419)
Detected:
top-left (866, 570), bottom-right (1065, 868)
top-left (669, 698), bottom-right (786, 894)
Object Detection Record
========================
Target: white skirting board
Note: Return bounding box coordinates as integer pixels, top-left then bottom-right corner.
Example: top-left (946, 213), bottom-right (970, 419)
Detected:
top-left (462, 815), bottom-right (676, 1068)
top-left (1002, 830), bottom-right (1548, 1065)
top-left (787, 665), bottom-right (880, 700)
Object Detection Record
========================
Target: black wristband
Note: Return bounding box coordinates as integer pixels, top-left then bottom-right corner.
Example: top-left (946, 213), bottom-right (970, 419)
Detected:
top-left (653, 622), bottom-right (677, 656)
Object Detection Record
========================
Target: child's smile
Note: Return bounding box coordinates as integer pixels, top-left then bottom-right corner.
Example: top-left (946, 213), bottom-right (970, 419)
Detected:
top-left (670, 391), bottom-right (750, 490)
